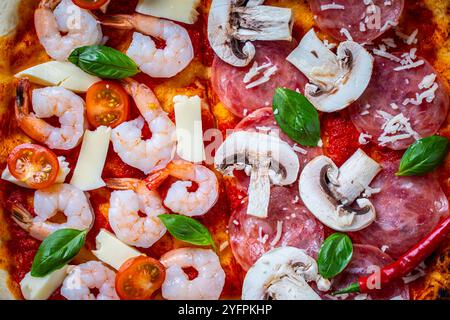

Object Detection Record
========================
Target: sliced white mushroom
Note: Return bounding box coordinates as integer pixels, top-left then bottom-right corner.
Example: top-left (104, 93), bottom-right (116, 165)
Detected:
top-left (287, 29), bottom-right (373, 112)
top-left (214, 131), bottom-right (299, 218)
top-left (208, 0), bottom-right (293, 67)
top-left (299, 149), bottom-right (381, 232)
top-left (242, 247), bottom-right (330, 300)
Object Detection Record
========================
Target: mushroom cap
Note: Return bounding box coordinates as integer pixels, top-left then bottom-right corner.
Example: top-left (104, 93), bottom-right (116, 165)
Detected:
top-left (214, 131), bottom-right (300, 185)
top-left (242, 247), bottom-right (326, 300)
top-left (287, 29), bottom-right (374, 112)
top-left (299, 156), bottom-right (377, 232)
top-left (207, 0), bottom-right (256, 67)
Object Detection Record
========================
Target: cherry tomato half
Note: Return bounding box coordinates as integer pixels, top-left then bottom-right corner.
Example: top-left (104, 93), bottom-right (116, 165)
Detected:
top-left (72, 0), bottom-right (109, 10)
top-left (7, 144), bottom-right (60, 189)
top-left (86, 81), bottom-right (130, 129)
top-left (115, 256), bottom-right (166, 300)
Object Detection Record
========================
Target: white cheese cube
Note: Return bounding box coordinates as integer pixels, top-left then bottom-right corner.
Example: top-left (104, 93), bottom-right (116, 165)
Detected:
top-left (15, 61), bottom-right (100, 93)
top-left (174, 95), bottom-right (206, 163)
top-left (70, 126), bottom-right (111, 191)
top-left (92, 229), bottom-right (142, 270)
top-left (20, 265), bottom-right (69, 300)
top-left (136, 0), bottom-right (201, 24)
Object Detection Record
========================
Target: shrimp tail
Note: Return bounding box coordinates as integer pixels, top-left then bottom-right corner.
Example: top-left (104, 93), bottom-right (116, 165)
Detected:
top-left (99, 14), bottom-right (136, 30)
top-left (105, 178), bottom-right (140, 191)
top-left (15, 78), bottom-right (31, 120)
top-left (145, 169), bottom-right (170, 191)
top-left (11, 204), bottom-right (33, 232)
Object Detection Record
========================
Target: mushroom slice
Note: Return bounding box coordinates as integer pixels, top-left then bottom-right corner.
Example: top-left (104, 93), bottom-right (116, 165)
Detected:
top-left (242, 247), bottom-right (330, 300)
top-left (208, 0), bottom-right (293, 67)
top-left (299, 149), bottom-right (381, 232)
top-left (214, 131), bottom-right (299, 218)
top-left (286, 29), bottom-right (373, 112)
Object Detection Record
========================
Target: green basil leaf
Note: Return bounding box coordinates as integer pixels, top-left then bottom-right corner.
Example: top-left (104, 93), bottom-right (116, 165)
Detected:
top-left (31, 229), bottom-right (88, 278)
top-left (272, 88), bottom-right (321, 147)
top-left (318, 233), bottom-right (353, 279)
top-left (68, 45), bottom-right (139, 79)
top-left (159, 214), bottom-right (216, 250)
top-left (397, 135), bottom-right (449, 176)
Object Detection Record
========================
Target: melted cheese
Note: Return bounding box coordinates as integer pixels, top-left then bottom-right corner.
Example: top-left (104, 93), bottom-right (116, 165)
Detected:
top-left (135, 0), bottom-right (201, 24)
top-left (92, 229), bottom-right (142, 270)
top-left (15, 61), bottom-right (100, 93)
top-left (70, 126), bottom-right (111, 191)
top-left (174, 95), bottom-right (205, 163)
top-left (20, 266), bottom-right (69, 300)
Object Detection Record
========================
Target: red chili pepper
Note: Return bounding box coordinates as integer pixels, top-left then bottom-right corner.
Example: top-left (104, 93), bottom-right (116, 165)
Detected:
top-left (334, 215), bottom-right (450, 295)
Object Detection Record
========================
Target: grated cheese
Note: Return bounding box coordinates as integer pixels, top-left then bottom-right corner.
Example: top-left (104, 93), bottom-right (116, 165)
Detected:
top-left (270, 221), bottom-right (283, 247)
top-left (390, 103), bottom-right (399, 110)
top-left (381, 245), bottom-right (389, 252)
top-left (320, 3), bottom-right (345, 11)
top-left (243, 61), bottom-right (278, 89)
top-left (358, 133), bottom-right (372, 145)
top-left (394, 60), bottom-right (424, 71)
top-left (340, 28), bottom-right (353, 41)
top-left (418, 73), bottom-right (437, 89)
top-left (257, 226), bottom-right (269, 244)
top-left (380, 20), bottom-right (397, 32)
top-left (323, 39), bottom-right (337, 49)
top-left (219, 241), bottom-right (229, 252)
top-left (377, 111), bottom-right (420, 146)
top-left (292, 144), bottom-right (308, 155)
top-left (372, 48), bottom-right (402, 63)
top-left (381, 38), bottom-right (397, 48)
top-left (403, 83), bottom-right (438, 106)
top-left (363, 186), bottom-right (381, 197)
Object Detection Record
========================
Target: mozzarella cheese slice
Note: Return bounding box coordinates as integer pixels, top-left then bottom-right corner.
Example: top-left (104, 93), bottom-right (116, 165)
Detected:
top-left (136, 0), bottom-right (201, 24)
top-left (174, 95), bottom-right (206, 163)
top-left (70, 126), bottom-right (111, 191)
top-left (2, 156), bottom-right (70, 188)
top-left (0, 0), bottom-right (20, 36)
top-left (92, 229), bottom-right (142, 270)
top-left (15, 61), bottom-right (100, 93)
top-left (20, 265), bottom-right (69, 300)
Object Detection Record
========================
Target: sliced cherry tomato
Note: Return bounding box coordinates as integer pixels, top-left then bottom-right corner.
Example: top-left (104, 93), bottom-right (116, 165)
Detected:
top-left (72, 0), bottom-right (109, 10)
top-left (7, 144), bottom-right (60, 189)
top-left (115, 256), bottom-right (166, 300)
top-left (86, 81), bottom-right (130, 128)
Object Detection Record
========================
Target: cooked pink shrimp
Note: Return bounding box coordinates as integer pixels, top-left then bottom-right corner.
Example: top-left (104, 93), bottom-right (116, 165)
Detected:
top-left (161, 248), bottom-right (225, 300)
top-left (15, 79), bottom-right (86, 150)
top-left (61, 261), bottom-right (119, 300)
top-left (100, 14), bottom-right (194, 78)
top-left (146, 160), bottom-right (219, 217)
top-left (105, 178), bottom-right (167, 248)
top-left (35, 0), bottom-right (103, 61)
top-left (111, 79), bottom-right (176, 174)
top-left (11, 184), bottom-right (94, 241)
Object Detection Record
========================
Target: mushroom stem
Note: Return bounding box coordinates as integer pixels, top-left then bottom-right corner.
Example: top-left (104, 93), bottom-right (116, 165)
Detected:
top-left (328, 149), bottom-right (382, 204)
top-left (247, 158), bottom-right (271, 218)
top-left (232, 6), bottom-right (293, 42)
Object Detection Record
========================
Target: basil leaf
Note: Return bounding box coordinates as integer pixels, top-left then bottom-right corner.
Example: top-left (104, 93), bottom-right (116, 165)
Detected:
top-left (272, 88), bottom-right (321, 147)
top-left (397, 135), bottom-right (449, 176)
top-left (318, 233), bottom-right (353, 279)
top-left (159, 214), bottom-right (216, 250)
top-left (68, 45), bottom-right (139, 79)
top-left (31, 229), bottom-right (87, 278)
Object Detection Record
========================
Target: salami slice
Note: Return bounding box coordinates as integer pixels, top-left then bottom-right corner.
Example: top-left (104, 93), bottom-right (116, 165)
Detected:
top-left (349, 55), bottom-right (449, 150)
top-left (330, 244), bottom-right (410, 300)
top-left (309, 0), bottom-right (405, 43)
top-left (211, 42), bottom-right (308, 118)
top-left (351, 160), bottom-right (449, 258)
top-left (229, 185), bottom-right (325, 271)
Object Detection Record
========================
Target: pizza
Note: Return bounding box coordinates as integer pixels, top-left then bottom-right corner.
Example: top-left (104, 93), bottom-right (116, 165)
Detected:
top-left (0, 0), bottom-right (449, 301)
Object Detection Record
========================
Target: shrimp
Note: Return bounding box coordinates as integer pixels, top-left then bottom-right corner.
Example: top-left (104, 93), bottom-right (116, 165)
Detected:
top-left (11, 184), bottom-right (94, 241)
top-left (160, 248), bottom-right (225, 300)
top-left (15, 79), bottom-right (86, 151)
top-left (61, 261), bottom-right (119, 300)
top-left (35, 0), bottom-right (103, 61)
top-left (105, 178), bottom-right (167, 248)
top-left (100, 13), bottom-right (194, 78)
top-left (146, 160), bottom-right (219, 217)
top-left (111, 79), bottom-right (176, 174)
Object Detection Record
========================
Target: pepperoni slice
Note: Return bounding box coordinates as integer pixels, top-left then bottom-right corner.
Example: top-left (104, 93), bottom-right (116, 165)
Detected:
top-left (229, 185), bottom-right (325, 271)
top-left (350, 160), bottom-right (449, 258)
top-left (211, 42), bottom-right (308, 118)
top-left (309, 0), bottom-right (405, 43)
top-left (349, 55), bottom-right (449, 150)
top-left (330, 244), bottom-right (410, 300)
